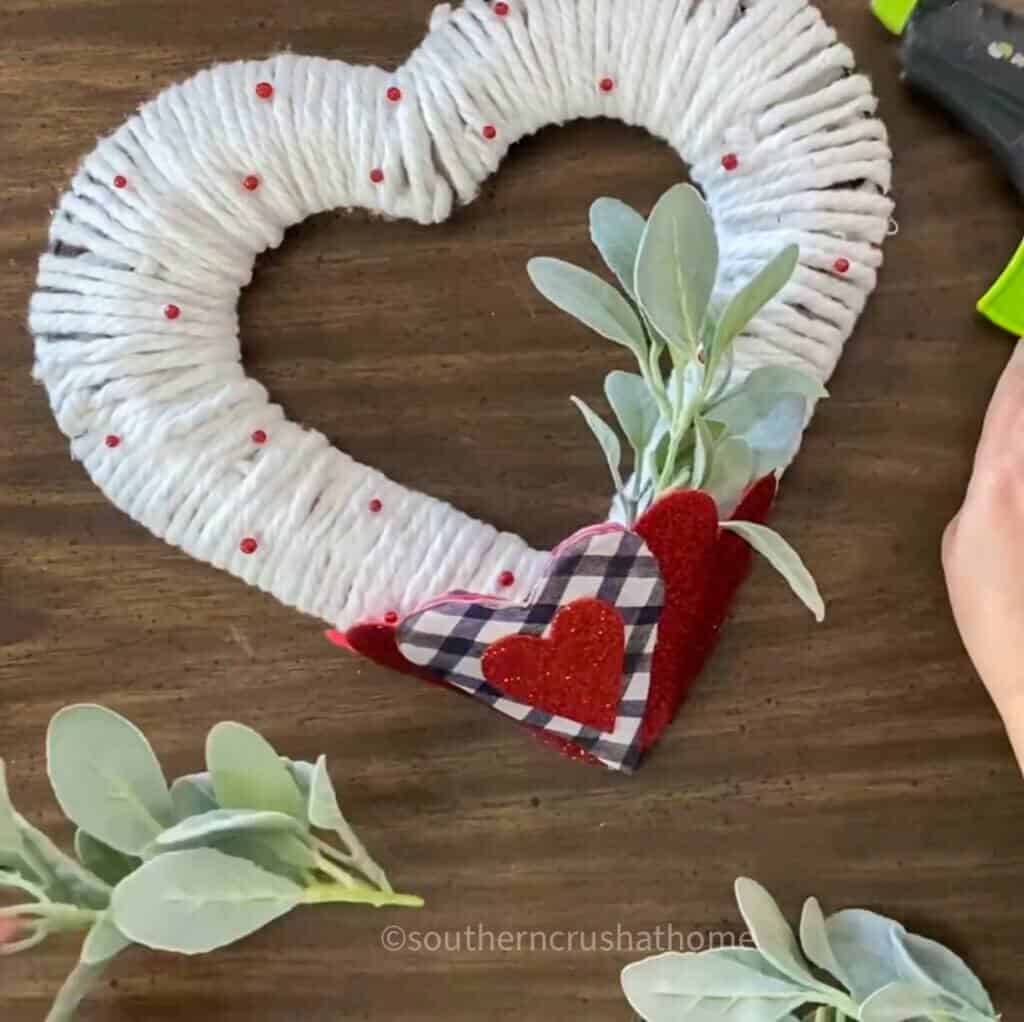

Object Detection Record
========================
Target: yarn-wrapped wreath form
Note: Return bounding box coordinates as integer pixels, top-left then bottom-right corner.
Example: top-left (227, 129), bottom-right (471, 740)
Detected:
top-left (30, 0), bottom-right (892, 770)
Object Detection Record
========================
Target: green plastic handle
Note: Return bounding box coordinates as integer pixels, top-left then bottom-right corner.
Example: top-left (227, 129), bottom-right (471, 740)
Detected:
top-left (979, 242), bottom-right (1024, 336)
top-left (871, 0), bottom-right (919, 35)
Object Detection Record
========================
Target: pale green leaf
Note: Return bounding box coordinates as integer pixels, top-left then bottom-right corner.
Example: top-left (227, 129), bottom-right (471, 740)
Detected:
top-left (151, 808), bottom-right (305, 854)
top-left (16, 814), bottom-right (111, 910)
top-left (571, 396), bottom-right (623, 493)
top-left (80, 913), bottom-right (132, 965)
top-left (74, 830), bottom-right (139, 887)
top-left (744, 396), bottom-right (806, 478)
top-left (47, 705), bottom-right (173, 856)
top-left (691, 417), bottom-right (714, 491)
top-left (284, 759), bottom-right (316, 805)
top-left (825, 910), bottom-right (912, 1003)
top-left (825, 910), bottom-right (996, 1019)
top-left (635, 183), bottom-right (719, 351)
top-left (605, 371), bottom-right (659, 457)
top-left (213, 830), bottom-right (316, 882)
top-left (308, 755), bottom-right (390, 892)
top-left (111, 848), bottom-right (302, 955)
top-left (720, 525), bottom-right (825, 622)
top-left (206, 723), bottom-right (305, 822)
top-left (0, 760), bottom-right (22, 858)
top-left (710, 246), bottom-right (799, 369)
top-left (703, 436), bottom-right (755, 514)
top-left (706, 366), bottom-right (827, 436)
top-left (590, 197), bottom-right (646, 298)
top-left (733, 879), bottom-right (840, 998)
top-left (799, 897), bottom-right (848, 990)
top-left (45, 961), bottom-right (108, 1022)
top-left (170, 773), bottom-right (219, 820)
top-left (620, 950), bottom-right (808, 1022)
top-left (860, 981), bottom-right (961, 1022)
top-left (899, 931), bottom-right (995, 1018)
top-left (528, 257), bottom-right (646, 358)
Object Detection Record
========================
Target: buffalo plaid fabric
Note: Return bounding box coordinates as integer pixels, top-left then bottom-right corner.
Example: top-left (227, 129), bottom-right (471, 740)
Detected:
top-left (397, 526), bottom-right (664, 772)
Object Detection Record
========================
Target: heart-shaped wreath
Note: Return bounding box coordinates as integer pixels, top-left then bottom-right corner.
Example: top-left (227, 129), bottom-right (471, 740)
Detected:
top-left (28, 0), bottom-right (893, 771)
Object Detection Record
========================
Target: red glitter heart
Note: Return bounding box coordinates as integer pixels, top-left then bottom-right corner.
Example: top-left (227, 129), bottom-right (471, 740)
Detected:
top-left (481, 598), bottom-right (625, 732)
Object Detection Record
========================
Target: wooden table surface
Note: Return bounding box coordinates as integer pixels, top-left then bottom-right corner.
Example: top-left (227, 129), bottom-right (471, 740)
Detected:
top-left (3, 1), bottom-right (1024, 1019)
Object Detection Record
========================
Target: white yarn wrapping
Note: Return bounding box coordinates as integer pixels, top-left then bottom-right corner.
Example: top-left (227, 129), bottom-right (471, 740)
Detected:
top-left (29, 0), bottom-right (893, 631)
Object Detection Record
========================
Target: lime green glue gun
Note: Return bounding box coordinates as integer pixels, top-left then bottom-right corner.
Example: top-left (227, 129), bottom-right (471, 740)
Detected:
top-left (874, 0), bottom-right (1024, 335)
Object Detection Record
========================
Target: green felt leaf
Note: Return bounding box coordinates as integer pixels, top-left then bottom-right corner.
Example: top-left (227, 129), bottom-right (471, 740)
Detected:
top-left (170, 773), bottom-right (219, 820)
top-left (691, 416), bottom-right (714, 490)
top-left (528, 257), bottom-right (646, 359)
top-left (111, 848), bottom-right (303, 955)
top-left (47, 705), bottom-right (173, 856)
top-left (590, 197), bottom-right (646, 298)
top-left (620, 950), bottom-right (809, 1022)
top-left (152, 808), bottom-right (305, 854)
top-left (706, 366), bottom-right (827, 436)
top-left (734, 879), bottom-right (841, 999)
top-left (703, 436), bottom-right (754, 513)
top-left (16, 814), bottom-right (111, 910)
top-left (720, 524), bottom-right (825, 622)
top-left (205, 723), bottom-right (305, 822)
top-left (605, 371), bottom-right (659, 458)
top-left (571, 397), bottom-right (623, 493)
top-left (710, 246), bottom-right (799, 370)
top-left (0, 760), bottom-right (22, 858)
top-left (81, 913), bottom-right (132, 966)
top-left (74, 830), bottom-right (139, 887)
top-left (635, 184), bottom-right (718, 352)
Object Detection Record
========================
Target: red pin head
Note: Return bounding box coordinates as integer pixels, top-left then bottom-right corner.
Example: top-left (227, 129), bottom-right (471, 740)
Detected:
top-left (722, 153), bottom-right (740, 172)
top-left (164, 304), bottom-right (181, 320)
top-left (255, 82), bottom-right (274, 99)
top-left (243, 175), bottom-right (260, 191)
top-left (240, 537), bottom-right (259, 555)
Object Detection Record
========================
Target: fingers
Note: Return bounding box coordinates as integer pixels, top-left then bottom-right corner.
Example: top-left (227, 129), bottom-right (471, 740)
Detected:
top-left (973, 342), bottom-right (1024, 471)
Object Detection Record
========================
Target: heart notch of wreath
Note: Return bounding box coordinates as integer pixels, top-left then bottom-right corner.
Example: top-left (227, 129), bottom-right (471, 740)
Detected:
top-left (29, 0), bottom-right (892, 770)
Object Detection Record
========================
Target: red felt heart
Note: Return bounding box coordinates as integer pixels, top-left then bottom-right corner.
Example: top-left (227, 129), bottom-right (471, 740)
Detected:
top-left (633, 477), bottom-right (777, 753)
top-left (481, 598), bottom-right (625, 732)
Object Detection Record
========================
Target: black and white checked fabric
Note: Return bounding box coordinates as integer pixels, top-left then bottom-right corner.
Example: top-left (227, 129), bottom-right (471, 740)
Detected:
top-left (397, 526), bottom-right (665, 772)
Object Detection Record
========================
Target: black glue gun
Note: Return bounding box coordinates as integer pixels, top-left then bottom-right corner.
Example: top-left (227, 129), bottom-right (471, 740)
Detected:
top-left (874, 0), bottom-right (1024, 335)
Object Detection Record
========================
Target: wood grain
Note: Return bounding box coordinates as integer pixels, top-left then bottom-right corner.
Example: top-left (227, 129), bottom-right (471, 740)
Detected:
top-left (3, 1), bottom-right (1024, 1019)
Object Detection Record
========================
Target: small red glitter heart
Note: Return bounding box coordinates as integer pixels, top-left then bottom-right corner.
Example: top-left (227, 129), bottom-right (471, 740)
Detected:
top-left (481, 598), bottom-right (625, 732)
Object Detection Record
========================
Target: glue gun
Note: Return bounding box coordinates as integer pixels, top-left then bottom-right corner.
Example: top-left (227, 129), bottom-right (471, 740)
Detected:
top-left (873, 0), bottom-right (1024, 335)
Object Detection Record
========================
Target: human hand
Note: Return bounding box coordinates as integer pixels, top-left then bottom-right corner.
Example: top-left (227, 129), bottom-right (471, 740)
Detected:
top-left (943, 343), bottom-right (1024, 770)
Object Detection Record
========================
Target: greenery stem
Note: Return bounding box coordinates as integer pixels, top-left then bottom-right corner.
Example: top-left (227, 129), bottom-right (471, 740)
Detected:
top-left (302, 882), bottom-right (423, 909)
top-left (314, 852), bottom-right (360, 888)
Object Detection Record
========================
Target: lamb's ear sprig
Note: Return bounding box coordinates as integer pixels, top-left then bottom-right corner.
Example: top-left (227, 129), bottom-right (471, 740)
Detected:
top-left (621, 878), bottom-right (998, 1022)
top-left (0, 706), bottom-right (422, 1022)
top-left (528, 184), bottom-right (826, 621)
